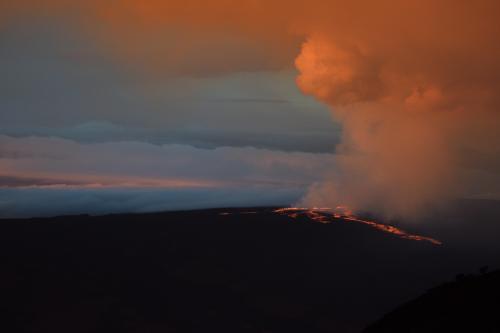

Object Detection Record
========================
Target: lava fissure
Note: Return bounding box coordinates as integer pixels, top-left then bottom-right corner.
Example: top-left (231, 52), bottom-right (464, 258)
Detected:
top-left (273, 207), bottom-right (442, 245)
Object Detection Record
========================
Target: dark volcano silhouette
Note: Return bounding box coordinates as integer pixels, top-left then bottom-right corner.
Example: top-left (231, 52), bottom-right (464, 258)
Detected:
top-left (0, 202), bottom-right (499, 332)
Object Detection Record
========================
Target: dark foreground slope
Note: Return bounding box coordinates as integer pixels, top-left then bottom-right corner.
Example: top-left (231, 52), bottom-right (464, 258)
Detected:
top-left (364, 270), bottom-right (500, 332)
top-left (0, 205), bottom-right (498, 333)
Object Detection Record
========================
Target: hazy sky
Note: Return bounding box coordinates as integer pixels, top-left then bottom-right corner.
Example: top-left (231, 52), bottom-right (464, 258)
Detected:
top-left (0, 9), bottom-right (338, 217)
top-left (1, 1), bottom-right (499, 218)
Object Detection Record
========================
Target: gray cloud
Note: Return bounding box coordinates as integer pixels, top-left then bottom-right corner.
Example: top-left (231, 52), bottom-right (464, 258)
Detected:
top-left (0, 135), bottom-right (334, 184)
top-left (0, 187), bottom-right (303, 218)
top-left (0, 19), bottom-right (339, 153)
top-left (1, 121), bottom-right (340, 154)
top-left (0, 175), bottom-right (86, 188)
top-left (0, 135), bottom-right (336, 217)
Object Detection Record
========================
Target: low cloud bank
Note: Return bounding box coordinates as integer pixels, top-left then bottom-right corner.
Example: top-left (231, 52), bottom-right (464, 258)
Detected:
top-left (0, 135), bottom-right (333, 217)
top-left (0, 187), bottom-right (303, 218)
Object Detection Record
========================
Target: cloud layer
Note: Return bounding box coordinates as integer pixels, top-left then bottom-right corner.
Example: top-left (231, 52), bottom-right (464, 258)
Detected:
top-left (0, 135), bottom-right (334, 217)
top-left (0, 187), bottom-right (304, 219)
top-left (0, 20), bottom-right (337, 152)
top-left (0, 136), bottom-right (332, 187)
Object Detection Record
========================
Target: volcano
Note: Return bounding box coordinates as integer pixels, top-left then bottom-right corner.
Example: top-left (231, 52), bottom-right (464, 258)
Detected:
top-left (1, 201), bottom-right (499, 333)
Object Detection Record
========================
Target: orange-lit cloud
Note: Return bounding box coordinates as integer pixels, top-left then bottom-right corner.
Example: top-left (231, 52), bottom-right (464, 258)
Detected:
top-left (294, 2), bottom-right (500, 217)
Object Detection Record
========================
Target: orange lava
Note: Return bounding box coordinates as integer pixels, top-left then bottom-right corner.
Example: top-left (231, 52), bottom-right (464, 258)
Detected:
top-left (273, 207), bottom-right (442, 245)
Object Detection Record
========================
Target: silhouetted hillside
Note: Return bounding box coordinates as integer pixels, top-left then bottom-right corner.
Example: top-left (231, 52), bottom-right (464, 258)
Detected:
top-left (364, 270), bottom-right (500, 332)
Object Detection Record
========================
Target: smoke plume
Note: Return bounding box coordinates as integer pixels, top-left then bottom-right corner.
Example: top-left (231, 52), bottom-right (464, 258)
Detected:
top-left (295, 8), bottom-right (500, 217)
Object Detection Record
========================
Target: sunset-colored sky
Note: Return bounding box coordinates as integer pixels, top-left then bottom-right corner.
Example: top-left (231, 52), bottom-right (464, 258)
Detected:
top-left (1, 1), bottom-right (500, 217)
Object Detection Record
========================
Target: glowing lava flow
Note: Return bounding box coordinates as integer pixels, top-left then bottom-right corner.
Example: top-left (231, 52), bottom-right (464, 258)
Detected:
top-left (273, 207), bottom-right (442, 246)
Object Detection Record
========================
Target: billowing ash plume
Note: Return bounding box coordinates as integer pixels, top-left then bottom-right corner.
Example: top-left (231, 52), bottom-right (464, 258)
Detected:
top-left (296, 25), bottom-right (500, 218)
